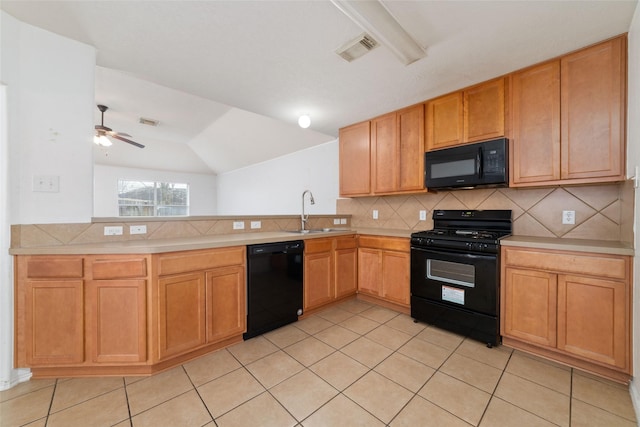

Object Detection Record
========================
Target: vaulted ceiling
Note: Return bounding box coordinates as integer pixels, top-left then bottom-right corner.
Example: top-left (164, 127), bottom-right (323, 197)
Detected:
top-left (2, 1), bottom-right (637, 174)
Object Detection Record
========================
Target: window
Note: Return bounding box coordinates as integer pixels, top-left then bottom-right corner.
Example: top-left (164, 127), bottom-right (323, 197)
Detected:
top-left (118, 180), bottom-right (189, 217)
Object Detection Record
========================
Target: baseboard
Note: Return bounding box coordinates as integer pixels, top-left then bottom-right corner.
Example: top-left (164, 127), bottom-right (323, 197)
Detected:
top-left (0, 368), bottom-right (31, 391)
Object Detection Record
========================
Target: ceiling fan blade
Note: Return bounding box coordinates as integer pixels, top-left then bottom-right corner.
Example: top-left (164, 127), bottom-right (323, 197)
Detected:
top-left (114, 132), bottom-right (132, 138)
top-left (111, 134), bottom-right (145, 148)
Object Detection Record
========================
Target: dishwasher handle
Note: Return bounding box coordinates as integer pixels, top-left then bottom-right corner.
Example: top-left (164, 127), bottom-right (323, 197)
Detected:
top-left (248, 241), bottom-right (304, 256)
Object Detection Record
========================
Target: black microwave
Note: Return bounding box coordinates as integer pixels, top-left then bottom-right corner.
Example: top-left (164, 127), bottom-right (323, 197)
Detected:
top-left (425, 138), bottom-right (508, 190)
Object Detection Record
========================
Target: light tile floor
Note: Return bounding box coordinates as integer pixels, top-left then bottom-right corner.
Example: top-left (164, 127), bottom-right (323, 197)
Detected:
top-left (1, 298), bottom-right (637, 427)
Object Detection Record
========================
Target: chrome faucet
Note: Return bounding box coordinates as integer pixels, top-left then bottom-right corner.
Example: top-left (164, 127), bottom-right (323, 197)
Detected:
top-left (301, 190), bottom-right (315, 231)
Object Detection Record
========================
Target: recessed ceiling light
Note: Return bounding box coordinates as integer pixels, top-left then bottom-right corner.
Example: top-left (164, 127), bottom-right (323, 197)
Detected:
top-left (298, 114), bottom-right (311, 129)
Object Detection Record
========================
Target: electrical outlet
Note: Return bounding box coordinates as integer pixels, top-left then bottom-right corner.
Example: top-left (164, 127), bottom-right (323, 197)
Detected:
top-left (334, 218), bottom-right (341, 225)
top-left (233, 221), bottom-right (245, 230)
top-left (419, 210), bottom-right (427, 221)
top-left (130, 225), bottom-right (147, 235)
top-left (250, 221), bottom-right (261, 229)
top-left (372, 210), bottom-right (379, 220)
top-left (104, 226), bottom-right (123, 236)
top-left (562, 210), bottom-right (575, 225)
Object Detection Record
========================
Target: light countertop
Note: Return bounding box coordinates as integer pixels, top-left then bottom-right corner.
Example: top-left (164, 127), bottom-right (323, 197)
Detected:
top-left (501, 235), bottom-right (634, 256)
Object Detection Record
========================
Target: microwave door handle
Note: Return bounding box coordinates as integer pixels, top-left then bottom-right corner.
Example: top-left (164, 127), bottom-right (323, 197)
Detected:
top-left (477, 147), bottom-right (483, 177)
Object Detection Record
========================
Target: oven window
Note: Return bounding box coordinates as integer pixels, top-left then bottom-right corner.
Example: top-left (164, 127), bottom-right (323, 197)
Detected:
top-left (431, 159), bottom-right (475, 179)
top-left (426, 259), bottom-right (475, 288)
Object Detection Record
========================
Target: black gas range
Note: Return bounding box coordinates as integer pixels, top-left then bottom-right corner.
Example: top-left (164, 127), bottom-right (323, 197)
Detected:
top-left (410, 210), bottom-right (512, 346)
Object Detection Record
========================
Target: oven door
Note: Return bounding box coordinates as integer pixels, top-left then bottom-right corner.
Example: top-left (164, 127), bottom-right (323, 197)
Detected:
top-left (410, 246), bottom-right (498, 316)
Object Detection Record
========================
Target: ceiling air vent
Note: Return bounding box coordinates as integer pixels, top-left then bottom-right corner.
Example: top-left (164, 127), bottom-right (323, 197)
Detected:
top-left (139, 117), bottom-right (159, 126)
top-left (336, 33), bottom-right (378, 62)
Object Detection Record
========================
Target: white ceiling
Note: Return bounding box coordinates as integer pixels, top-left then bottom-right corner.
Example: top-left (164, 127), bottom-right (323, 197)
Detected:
top-left (2, 0), bottom-right (638, 175)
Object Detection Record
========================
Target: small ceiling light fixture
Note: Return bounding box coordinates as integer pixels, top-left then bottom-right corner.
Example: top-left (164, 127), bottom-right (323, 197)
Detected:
top-left (331, 0), bottom-right (426, 65)
top-left (298, 114), bottom-right (311, 129)
top-left (93, 134), bottom-right (112, 147)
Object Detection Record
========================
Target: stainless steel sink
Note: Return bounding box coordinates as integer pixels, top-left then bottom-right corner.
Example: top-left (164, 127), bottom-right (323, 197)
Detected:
top-left (283, 228), bottom-right (349, 234)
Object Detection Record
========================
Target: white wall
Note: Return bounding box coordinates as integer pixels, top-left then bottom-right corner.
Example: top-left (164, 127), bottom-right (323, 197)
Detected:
top-left (628, 4), bottom-right (640, 413)
top-left (0, 11), bottom-right (96, 390)
top-left (216, 140), bottom-right (339, 215)
top-left (94, 164), bottom-right (217, 217)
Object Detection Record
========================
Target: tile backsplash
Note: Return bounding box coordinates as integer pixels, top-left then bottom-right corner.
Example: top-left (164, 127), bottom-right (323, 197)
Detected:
top-left (337, 181), bottom-right (634, 243)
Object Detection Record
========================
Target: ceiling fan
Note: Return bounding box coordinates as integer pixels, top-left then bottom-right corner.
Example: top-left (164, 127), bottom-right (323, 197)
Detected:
top-left (94, 104), bottom-right (145, 148)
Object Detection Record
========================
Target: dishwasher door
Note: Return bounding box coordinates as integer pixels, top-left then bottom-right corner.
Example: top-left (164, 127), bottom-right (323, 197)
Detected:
top-left (244, 240), bottom-right (304, 340)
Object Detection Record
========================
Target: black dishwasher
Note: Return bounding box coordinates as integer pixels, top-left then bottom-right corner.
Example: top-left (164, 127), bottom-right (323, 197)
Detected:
top-left (244, 240), bottom-right (304, 340)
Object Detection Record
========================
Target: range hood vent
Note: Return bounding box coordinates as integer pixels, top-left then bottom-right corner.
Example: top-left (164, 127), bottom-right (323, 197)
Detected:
top-left (336, 33), bottom-right (378, 62)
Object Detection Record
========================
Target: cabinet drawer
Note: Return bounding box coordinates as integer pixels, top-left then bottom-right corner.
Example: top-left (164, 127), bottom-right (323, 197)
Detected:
top-left (358, 236), bottom-right (410, 252)
top-left (305, 238), bottom-right (333, 254)
top-left (158, 247), bottom-right (245, 276)
top-left (90, 257), bottom-right (148, 279)
top-left (503, 247), bottom-right (628, 281)
top-left (335, 235), bottom-right (357, 250)
top-left (24, 257), bottom-right (84, 278)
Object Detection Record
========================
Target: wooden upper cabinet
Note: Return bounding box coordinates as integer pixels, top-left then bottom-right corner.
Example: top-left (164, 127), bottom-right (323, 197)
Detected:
top-left (398, 104), bottom-right (426, 191)
top-left (372, 104), bottom-right (425, 194)
top-left (426, 78), bottom-right (505, 151)
top-left (426, 93), bottom-right (463, 150)
top-left (561, 36), bottom-right (626, 181)
top-left (464, 78), bottom-right (506, 143)
top-left (339, 121), bottom-right (371, 196)
top-left (510, 60), bottom-right (561, 184)
top-left (371, 112), bottom-right (398, 193)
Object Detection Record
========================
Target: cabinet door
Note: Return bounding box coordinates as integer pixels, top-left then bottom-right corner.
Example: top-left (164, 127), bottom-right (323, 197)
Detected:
top-left (304, 251), bottom-right (334, 310)
top-left (561, 37), bottom-right (625, 181)
top-left (335, 247), bottom-right (357, 299)
top-left (464, 78), bottom-right (505, 143)
top-left (86, 279), bottom-right (147, 363)
top-left (25, 280), bottom-right (84, 365)
top-left (557, 274), bottom-right (628, 369)
top-left (381, 251), bottom-right (410, 306)
top-left (371, 112), bottom-right (398, 193)
top-left (206, 266), bottom-right (246, 343)
top-left (339, 121), bottom-right (371, 196)
top-left (510, 61), bottom-right (561, 185)
top-left (426, 93), bottom-right (463, 150)
top-left (502, 268), bottom-right (557, 348)
top-left (157, 273), bottom-right (206, 360)
top-left (398, 104), bottom-right (426, 191)
top-left (357, 248), bottom-right (382, 296)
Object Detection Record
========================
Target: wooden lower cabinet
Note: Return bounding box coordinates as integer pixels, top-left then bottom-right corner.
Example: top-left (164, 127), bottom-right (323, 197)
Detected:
top-left (502, 267), bottom-right (557, 348)
top-left (357, 236), bottom-right (410, 308)
top-left (14, 249), bottom-right (245, 376)
top-left (86, 279), bottom-right (147, 363)
top-left (157, 273), bottom-right (206, 360)
top-left (24, 279), bottom-right (85, 366)
top-left (557, 274), bottom-right (627, 368)
top-left (501, 246), bottom-right (631, 381)
top-left (304, 236), bottom-right (357, 312)
top-left (206, 266), bottom-right (246, 343)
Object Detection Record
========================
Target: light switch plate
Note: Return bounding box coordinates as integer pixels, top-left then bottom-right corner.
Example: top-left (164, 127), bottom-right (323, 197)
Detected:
top-left (250, 221), bottom-right (261, 229)
top-left (340, 218), bottom-right (347, 225)
top-left (233, 221), bottom-right (245, 230)
top-left (334, 218), bottom-right (341, 225)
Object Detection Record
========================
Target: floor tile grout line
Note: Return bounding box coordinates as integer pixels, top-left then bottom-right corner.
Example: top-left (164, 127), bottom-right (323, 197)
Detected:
top-left (475, 346), bottom-right (514, 427)
top-left (121, 376), bottom-right (134, 427)
top-left (181, 364), bottom-right (217, 427)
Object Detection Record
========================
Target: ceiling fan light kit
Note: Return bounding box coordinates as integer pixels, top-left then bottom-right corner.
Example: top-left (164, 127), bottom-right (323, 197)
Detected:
top-left (94, 104), bottom-right (145, 148)
top-left (298, 114), bottom-right (311, 129)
